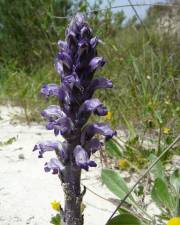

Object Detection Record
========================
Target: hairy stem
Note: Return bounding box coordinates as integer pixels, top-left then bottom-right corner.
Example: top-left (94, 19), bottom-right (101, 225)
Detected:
top-left (61, 165), bottom-right (83, 225)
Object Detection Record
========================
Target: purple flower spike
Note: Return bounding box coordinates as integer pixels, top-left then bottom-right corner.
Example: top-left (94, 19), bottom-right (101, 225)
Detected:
top-left (74, 145), bottom-right (97, 171)
top-left (34, 13), bottom-right (115, 169)
top-left (33, 13), bottom-right (116, 223)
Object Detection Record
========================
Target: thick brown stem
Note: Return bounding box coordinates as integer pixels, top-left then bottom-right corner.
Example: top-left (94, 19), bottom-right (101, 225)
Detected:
top-left (61, 165), bottom-right (83, 225)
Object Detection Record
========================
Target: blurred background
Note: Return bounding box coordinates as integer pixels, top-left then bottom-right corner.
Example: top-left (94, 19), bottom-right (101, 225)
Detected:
top-left (0, 0), bottom-right (179, 137)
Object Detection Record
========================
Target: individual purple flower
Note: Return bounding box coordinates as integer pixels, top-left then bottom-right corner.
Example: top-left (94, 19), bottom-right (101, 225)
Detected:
top-left (40, 84), bottom-right (60, 98)
top-left (81, 123), bottom-right (116, 145)
top-left (58, 51), bottom-right (73, 74)
top-left (85, 138), bottom-right (103, 155)
top-left (73, 145), bottom-right (97, 171)
top-left (77, 98), bottom-right (107, 125)
top-left (89, 57), bottom-right (105, 72)
top-left (90, 37), bottom-right (101, 48)
top-left (41, 105), bottom-right (66, 120)
top-left (46, 117), bottom-right (74, 136)
top-left (44, 158), bottom-right (65, 174)
top-left (63, 73), bottom-right (81, 89)
top-left (33, 140), bottom-right (68, 160)
top-left (41, 105), bottom-right (74, 136)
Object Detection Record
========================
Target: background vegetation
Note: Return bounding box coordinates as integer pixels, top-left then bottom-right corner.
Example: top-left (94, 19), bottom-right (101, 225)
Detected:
top-left (0, 0), bottom-right (179, 131)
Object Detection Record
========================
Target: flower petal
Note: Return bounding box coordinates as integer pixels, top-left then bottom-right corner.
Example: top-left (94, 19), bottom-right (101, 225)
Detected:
top-left (46, 117), bottom-right (74, 136)
top-left (44, 158), bottom-right (65, 174)
top-left (85, 77), bottom-right (113, 99)
top-left (89, 57), bottom-right (105, 72)
top-left (90, 77), bottom-right (113, 90)
top-left (81, 123), bottom-right (116, 145)
top-left (55, 59), bottom-right (64, 78)
top-left (53, 117), bottom-right (74, 136)
top-left (63, 73), bottom-right (80, 89)
top-left (66, 31), bottom-right (77, 51)
top-left (33, 140), bottom-right (67, 160)
top-left (81, 25), bottom-right (91, 39)
top-left (41, 105), bottom-right (66, 121)
top-left (40, 84), bottom-right (60, 98)
top-left (58, 40), bottom-right (68, 50)
top-left (85, 138), bottom-right (102, 154)
top-left (78, 40), bottom-right (89, 61)
top-left (59, 84), bottom-right (71, 109)
top-left (77, 98), bottom-right (107, 125)
top-left (74, 145), bottom-right (97, 171)
top-left (90, 37), bottom-right (100, 48)
top-left (58, 51), bottom-right (72, 73)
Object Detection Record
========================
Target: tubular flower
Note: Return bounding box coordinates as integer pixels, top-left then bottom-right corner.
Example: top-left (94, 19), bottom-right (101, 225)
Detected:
top-left (33, 13), bottom-right (116, 225)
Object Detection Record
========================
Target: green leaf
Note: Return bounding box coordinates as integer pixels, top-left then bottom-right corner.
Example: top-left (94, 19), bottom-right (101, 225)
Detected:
top-left (101, 169), bottom-right (134, 203)
top-left (170, 169), bottom-right (180, 193)
top-left (0, 136), bottom-right (17, 147)
top-left (151, 178), bottom-right (175, 212)
top-left (50, 214), bottom-right (61, 225)
top-left (105, 139), bottom-right (122, 159)
top-left (107, 213), bottom-right (141, 225)
top-left (170, 170), bottom-right (180, 216)
top-left (149, 154), bottom-right (165, 181)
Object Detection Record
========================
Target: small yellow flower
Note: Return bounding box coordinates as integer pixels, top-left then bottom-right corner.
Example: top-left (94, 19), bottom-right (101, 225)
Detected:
top-left (166, 217), bottom-right (180, 225)
top-left (163, 127), bottom-right (171, 135)
top-left (105, 111), bottom-right (112, 120)
top-left (51, 200), bottom-right (61, 211)
top-left (118, 159), bottom-right (129, 170)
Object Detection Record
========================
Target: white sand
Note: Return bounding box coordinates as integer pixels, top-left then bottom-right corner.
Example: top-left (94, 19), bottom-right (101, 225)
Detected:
top-left (0, 106), bottom-right (116, 225)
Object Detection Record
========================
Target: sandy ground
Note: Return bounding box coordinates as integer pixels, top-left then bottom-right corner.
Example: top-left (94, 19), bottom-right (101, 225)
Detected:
top-left (0, 106), bottom-right (117, 225)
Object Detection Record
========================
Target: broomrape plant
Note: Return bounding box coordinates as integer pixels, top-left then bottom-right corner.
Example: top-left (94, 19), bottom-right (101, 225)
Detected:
top-left (33, 14), bottom-right (116, 225)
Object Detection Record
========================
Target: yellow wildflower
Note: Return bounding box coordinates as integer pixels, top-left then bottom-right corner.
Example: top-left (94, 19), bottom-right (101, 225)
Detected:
top-left (118, 159), bottom-right (129, 170)
top-left (105, 111), bottom-right (112, 120)
top-left (166, 217), bottom-right (180, 225)
top-left (163, 127), bottom-right (171, 135)
top-left (51, 200), bottom-right (60, 211)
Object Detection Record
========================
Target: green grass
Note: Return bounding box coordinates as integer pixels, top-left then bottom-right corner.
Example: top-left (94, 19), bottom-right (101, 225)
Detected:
top-left (0, 18), bottom-right (179, 142)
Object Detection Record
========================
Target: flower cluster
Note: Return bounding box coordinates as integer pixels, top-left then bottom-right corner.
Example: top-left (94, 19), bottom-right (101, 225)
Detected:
top-left (33, 14), bottom-right (116, 173)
